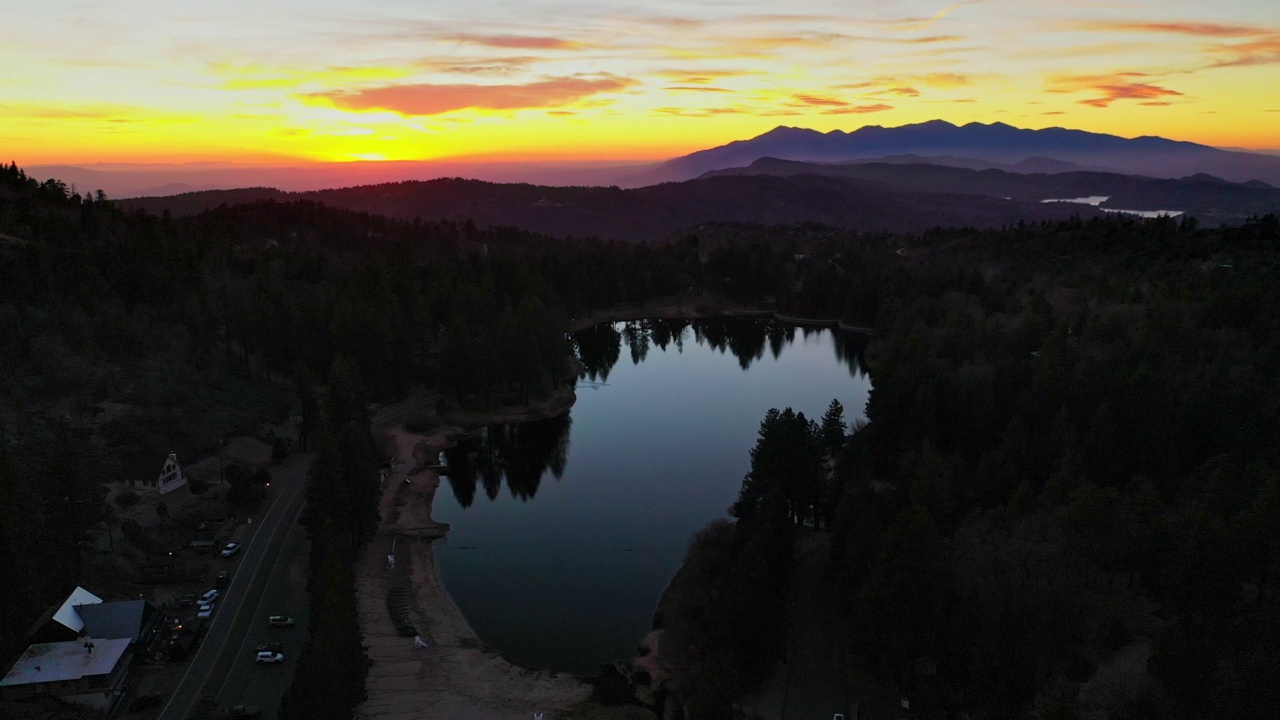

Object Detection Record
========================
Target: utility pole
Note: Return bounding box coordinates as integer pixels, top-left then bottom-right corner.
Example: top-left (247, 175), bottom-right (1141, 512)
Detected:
top-left (217, 438), bottom-right (226, 484)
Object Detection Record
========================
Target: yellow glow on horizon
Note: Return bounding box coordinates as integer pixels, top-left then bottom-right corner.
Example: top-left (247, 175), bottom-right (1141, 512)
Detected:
top-left (3, 1), bottom-right (1278, 170)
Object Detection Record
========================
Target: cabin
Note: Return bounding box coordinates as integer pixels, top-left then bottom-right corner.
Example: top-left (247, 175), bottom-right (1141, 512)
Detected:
top-left (23, 588), bottom-right (157, 648)
top-left (128, 452), bottom-right (189, 495)
top-left (0, 637), bottom-right (133, 709)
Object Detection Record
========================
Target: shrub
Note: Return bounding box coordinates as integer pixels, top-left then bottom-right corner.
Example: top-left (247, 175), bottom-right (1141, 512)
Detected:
top-left (253, 467), bottom-right (272, 486)
top-left (115, 490), bottom-right (140, 507)
top-left (120, 519), bottom-right (142, 540)
top-left (227, 482), bottom-right (265, 506)
top-left (404, 415), bottom-right (436, 433)
top-left (224, 463), bottom-right (249, 485)
top-left (272, 437), bottom-right (290, 463)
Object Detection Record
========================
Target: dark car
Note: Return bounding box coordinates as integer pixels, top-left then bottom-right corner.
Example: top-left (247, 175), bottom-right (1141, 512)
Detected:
top-left (225, 705), bottom-right (260, 718)
top-left (255, 642), bottom-right (283, 654)
top-left (215, 571), bottom-right (230, 588)
top-left (128, 694), bottom-right (163, 712)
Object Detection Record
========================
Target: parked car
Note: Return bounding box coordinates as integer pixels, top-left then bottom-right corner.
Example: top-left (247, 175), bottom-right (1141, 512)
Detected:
top-left (255, 651), bottom-right (285, 664)
top-left (220, 542), bottom-right (241, 558)
top-left (215, 571), bottom-right (230, 588)
top-left (200, 589), bottom-right (219, 604)
top-left (255, 642), bottom-right (283, 654)
top-left (225, 705), bottom-right (260, 718)
top-left (197, 604), bottom-right (214, 619)
top-left (128, 693), bottom-right (163, 712)
top-left (267, 615), bottom-right (295, 627)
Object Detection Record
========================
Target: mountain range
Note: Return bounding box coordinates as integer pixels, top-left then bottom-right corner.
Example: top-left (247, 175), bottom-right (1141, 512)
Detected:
top-left (631, 120), bottom-right (1280, 187)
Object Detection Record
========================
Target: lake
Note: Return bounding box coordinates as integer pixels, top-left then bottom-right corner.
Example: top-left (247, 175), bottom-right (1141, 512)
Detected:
top-left (431, 318), bottom-right (873, 673)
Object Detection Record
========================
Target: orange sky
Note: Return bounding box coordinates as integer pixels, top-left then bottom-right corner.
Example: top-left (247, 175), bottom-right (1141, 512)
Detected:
top-left (2, 1), bottom-right (1278, 167)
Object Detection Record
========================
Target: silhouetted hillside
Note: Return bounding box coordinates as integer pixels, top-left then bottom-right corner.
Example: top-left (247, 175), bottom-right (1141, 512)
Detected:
top-left (121, 174), bottom-right (1104, 241)
top-left (704, 159), bottom-right (1280, 226)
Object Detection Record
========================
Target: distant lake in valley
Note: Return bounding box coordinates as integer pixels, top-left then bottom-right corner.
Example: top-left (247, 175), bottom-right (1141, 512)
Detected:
top-left (431, 318), bottom-right (873, 673)
top-left (1041, 195), bottom-right (1183, 218)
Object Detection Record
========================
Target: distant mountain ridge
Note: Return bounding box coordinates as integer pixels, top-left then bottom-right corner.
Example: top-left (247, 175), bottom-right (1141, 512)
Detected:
top-left (630, 120), bottom-right (1280, 186)
top-left (120, 174), bottom-right (1105, 242)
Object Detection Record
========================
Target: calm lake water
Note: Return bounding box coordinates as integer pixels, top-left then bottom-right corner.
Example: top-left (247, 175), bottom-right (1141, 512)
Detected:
top-left (432, 318), bottom-right (873, 673)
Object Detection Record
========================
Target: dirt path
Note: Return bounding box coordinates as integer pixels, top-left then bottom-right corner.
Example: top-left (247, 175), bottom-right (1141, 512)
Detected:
top-left (355, 424), bottom-right (592, 720)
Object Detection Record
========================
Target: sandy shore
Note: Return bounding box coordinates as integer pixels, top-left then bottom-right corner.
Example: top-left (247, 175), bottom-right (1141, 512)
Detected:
top-left (355, 416), bottom-right (593, 720)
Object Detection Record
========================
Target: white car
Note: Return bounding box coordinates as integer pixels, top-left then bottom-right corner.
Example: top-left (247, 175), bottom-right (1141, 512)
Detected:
top-left (221, 542), bottom-right (241, 558)
top-left (255, 651), bottom-right (285, 664)
top-left (200, 589), bottom-right (219, 604)
top-left (197, 604), bottom-right (214, 619)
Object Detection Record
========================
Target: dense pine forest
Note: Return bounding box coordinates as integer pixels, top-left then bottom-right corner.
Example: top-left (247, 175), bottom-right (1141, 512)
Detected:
top-left (3, 161), bottom-right (1280, 718)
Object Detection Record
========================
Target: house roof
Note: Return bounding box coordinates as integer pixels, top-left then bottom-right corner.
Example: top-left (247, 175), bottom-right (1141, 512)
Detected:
top-left (51, 587), bottom-right (103, 634)
top-left (76, 601), bottom-right (149, 643)
top-left (0, 638), bottom-right (130, 687)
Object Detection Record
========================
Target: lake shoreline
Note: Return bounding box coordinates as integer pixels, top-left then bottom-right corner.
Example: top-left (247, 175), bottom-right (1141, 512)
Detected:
top-left (568, 297), bottom-right (875, 334)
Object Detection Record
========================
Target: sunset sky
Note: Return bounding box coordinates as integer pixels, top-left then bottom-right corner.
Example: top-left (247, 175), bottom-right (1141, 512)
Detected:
top-left (3, 0), bottom-right (1278, 167)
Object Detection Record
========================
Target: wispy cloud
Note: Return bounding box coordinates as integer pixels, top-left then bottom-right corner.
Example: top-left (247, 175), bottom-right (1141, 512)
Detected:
top-left (212, 62), bottom-right (410, 90)
top-left (1207, 35), bottom-right (1280, 67)
top-left (1, 102), bottom-right (136, 120)
top-left (664, 86), bottom-right (733, 92)
top-left (654, 106), bottom-right (747, 117)
top-left (306, 74), bottom-right (636, 116)
top-left (1048, 72), bottom-right (1183, 108)
top-left (909, 72), bottom-right (972, 88)
top-left (439, 33), bottom-right (588, 50)
top-left (652, 68), bottom-right (758, 83)
top-left (789, 94), bottom-right (849, 107)
top-left (822, 103), bottom-right (894, 114)
top-left (838, 73), bottom-right (972, 92)
top-left (426, 56), bottom-right (541, 75)
top-left (1070, 20), bottom-right (1271, 38)
top-left (894, 1), bottom-right (984, 32)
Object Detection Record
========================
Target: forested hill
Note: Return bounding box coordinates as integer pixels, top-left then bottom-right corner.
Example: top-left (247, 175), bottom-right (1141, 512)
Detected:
top-left (639, 213), bottom-right (1280, 717)
top-left (704, 159), bottom-right (1280, 227)
top-left (120, 173), bottom-right (1102, 241)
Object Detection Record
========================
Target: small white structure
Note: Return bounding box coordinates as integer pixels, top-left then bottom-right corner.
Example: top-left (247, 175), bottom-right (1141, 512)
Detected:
top-left (52, 587), bottom-right (104, 636)
top-left (130, 452), bottom-right (188, 495)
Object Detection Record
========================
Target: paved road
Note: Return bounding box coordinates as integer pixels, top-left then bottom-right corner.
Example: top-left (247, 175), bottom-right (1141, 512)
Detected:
top-left (157, 451), bottom-right (313, 720)
top-left (157, 397), bottom-right (429, 720)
